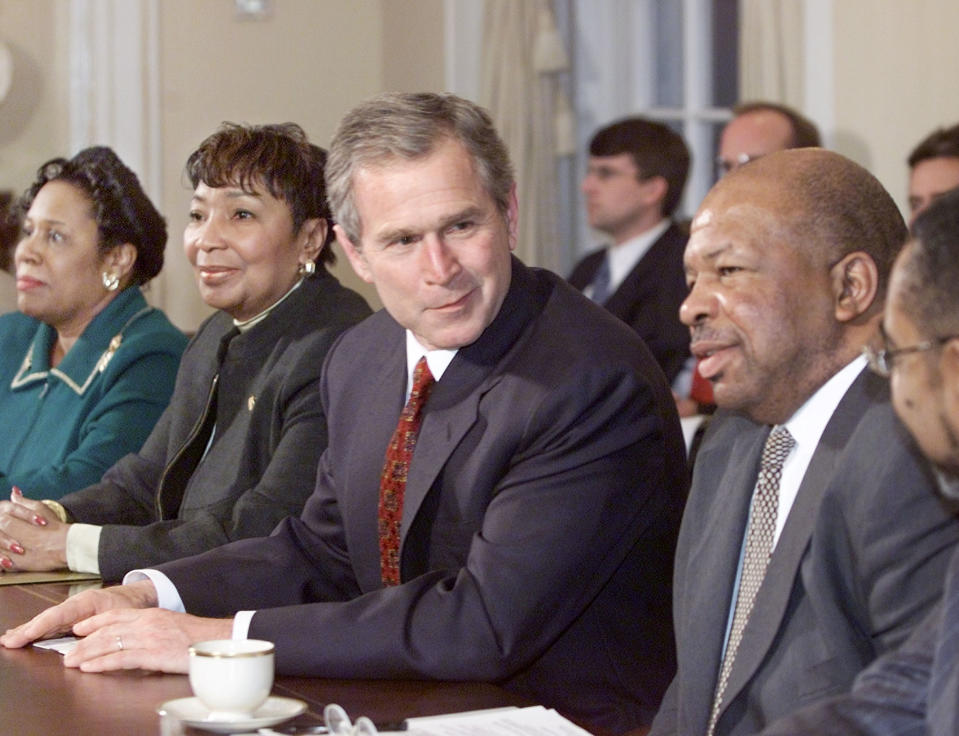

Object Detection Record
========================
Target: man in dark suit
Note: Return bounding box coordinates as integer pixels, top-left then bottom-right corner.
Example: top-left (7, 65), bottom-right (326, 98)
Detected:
top-left (648, 149), bottom-right (959, 736)
top-left (2, 93), bottom-right (688, 734)
top-left (568, 117), bottom-right (691, 385)
top-left (756, 186), bottom-right (959, 736)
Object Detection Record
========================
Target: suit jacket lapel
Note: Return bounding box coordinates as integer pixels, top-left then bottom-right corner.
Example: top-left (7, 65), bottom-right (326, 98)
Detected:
top-left (682, 418), bottom-right (767, 731)
top-left (399, 257), bottom-right (546, 551)
top-left (604, 223), bottom-right (679, 317)
top-left (347, 326), bottom-right (408, 592)
top-left (720, 369), bottom-right (872, 715)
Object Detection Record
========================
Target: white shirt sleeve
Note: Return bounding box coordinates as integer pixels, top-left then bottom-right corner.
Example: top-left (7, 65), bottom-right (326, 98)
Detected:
top-left (121, 569), bottom-right (256, 637)
top-left (122, 569), bottom-right (186, 613)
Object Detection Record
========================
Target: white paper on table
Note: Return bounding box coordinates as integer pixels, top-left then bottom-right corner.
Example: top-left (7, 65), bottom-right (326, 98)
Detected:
top-left (399, 705), bottom-right (594, 735)
top-left (33, 636), bottom-right (80, 654)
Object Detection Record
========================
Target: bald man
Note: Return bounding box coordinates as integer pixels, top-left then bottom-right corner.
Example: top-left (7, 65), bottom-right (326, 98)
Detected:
top-left (716, 101), bottom-right (820, 177)
top-left (649, 149), bottom-right (959, 736)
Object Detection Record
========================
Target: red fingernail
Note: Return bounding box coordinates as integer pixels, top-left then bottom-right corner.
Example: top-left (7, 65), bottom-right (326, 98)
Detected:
top-left (10, 486), bottom-right (21, 499)
top-left (10, 543), bottom-right (24, 555)
top-left (34, 515), bottom-right (47, 526)
top-left (0, 558), bottom-right (12, 570)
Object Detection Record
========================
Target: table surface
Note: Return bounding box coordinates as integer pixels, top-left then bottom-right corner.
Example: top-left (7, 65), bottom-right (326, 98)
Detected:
top-left (0, 581), bottom-right (534, 735)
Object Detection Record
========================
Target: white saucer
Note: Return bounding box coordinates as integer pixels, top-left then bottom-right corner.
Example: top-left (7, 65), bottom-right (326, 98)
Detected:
top-left (156, 695), bottom-right (307, 733)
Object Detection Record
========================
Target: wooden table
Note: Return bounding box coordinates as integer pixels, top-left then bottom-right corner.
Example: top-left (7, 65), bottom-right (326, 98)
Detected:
top-left (0, 582), bottom-right (532, 735)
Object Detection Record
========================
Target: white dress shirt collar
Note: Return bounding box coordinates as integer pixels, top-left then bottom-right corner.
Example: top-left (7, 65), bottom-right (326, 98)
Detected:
top-left (773, 355), bottom-right (868, 544)
top-left (604, 218), bottom-right (671, 294)
top-left (405, 331), bottom-right (456, 398)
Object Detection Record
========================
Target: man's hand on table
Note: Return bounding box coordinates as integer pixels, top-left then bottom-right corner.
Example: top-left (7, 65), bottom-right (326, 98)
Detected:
top-left (1, 578), bottom-right (232, 673)
top-left (0, 487), bottom-right (69, 571)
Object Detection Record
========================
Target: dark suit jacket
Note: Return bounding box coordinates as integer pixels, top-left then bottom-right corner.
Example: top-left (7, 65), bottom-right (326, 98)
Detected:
top-left (758, 545), bottom-right (959, 736)
top-left (568, 221), bottom-right (689, 383)
top-left (160, 258), bottom-right (688, 734)
top-left (649, 369), bottom-right (959, 736)
top-left (61, 272), bottom-right (370, 581)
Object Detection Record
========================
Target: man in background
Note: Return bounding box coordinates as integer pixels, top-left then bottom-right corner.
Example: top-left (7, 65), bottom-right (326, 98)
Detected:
top-left (650, 148), bottom-right (959, 736)
top-left (759, 185), bottom-right (959, 736)
top-left (907, 121), bottom-right (959, 224)
top-left (569, 117), bottom-right (691, 385)
top-left (716, 101), bottom-right (820, 177)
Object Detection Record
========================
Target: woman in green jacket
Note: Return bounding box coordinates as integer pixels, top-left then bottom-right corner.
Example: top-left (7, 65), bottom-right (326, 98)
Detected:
top-left (0, 147), bottom-right (186, 501)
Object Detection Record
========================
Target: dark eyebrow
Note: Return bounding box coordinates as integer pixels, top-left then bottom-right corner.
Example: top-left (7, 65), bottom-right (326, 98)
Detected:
top-left (375, 206), bottom-right (486, 246)
top-left (191, 188), bottom-right (262, 204)
top-left (699, 242), bottom-right (733, 263)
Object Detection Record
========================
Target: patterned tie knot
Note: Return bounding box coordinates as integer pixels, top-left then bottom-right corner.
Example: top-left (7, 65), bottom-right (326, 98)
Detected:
top-left (408, 357), bottom-right (435, 411)
top-left (759, 426), bottom-right (795, 480)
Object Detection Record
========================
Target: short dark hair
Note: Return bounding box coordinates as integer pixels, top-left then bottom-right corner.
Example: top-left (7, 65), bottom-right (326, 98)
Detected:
top-left (733, 101), bottom-right (821, 148)
top-left (326, 93), bottom-right (514, 244)
top-left (900, 185), bottom-right (959, 335)
top-left (186, 122), bottom-right (335, 264)
top-left (589, 117), bottom-right (691, 217)
top-left (907, 122), bottom-right (959, 169)
top-left (16, 146), bottom-right (167, 286)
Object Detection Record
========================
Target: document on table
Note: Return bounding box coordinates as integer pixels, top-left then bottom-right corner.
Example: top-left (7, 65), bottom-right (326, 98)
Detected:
top-left (33, 636), bottom-right (80, 655)
top-left (396, 705), bottom-right (595, 735)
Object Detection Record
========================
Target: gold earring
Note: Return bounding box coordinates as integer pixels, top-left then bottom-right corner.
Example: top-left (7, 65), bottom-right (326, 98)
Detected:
top-left (298, 259), bottom-right (316, 276)
top-left (102, 271), bottom-right (120, 291)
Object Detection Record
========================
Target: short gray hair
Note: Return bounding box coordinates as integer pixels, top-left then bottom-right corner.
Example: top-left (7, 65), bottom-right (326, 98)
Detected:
top-left (326, 92), bottom-right (515, 243)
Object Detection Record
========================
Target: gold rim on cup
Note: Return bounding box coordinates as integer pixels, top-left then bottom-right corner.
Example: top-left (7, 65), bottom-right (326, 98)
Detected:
top-left (188, 640), bottom-right (275, 658)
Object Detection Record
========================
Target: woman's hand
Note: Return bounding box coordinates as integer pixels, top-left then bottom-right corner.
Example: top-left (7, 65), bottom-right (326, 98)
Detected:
top-left (0, 487), bottom-right (69, 571)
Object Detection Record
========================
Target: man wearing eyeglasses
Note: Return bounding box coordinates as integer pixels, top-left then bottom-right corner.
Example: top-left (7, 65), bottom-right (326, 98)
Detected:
top-left (570, 117), bottom-right (692, 386)
top-left (649, 148), bottom-right (959, 736)
top-left (715, 101), bottom-right (820, 178)
top-left (757, 185), bottom-right (959, 736)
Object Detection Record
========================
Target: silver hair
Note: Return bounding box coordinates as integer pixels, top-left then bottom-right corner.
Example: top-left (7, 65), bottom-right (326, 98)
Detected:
top-left (325, 92), bottom-right (514, 244)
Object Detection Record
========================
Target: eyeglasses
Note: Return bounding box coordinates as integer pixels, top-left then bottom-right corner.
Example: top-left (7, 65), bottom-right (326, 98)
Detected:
top-left (715, 152), bottom-right (763, 179)
top-left (863, 334), bottom-right (959, 377)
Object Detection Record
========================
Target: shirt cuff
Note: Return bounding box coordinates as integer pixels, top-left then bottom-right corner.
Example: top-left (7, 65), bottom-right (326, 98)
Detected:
top-left (65, 524), bottom-right (101, 574)
top-left (122, 569), bottom-right (186, 613)
top-left (233, 610), bottom-right (255, 639)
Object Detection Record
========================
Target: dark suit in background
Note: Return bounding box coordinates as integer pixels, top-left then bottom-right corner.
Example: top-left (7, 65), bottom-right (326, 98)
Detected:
top-left (160, 259), bottom-right (688, 734)
top-left (568, 222), bottom-right (689, 384)
top-left (650, 369), bottom-right (959, 736)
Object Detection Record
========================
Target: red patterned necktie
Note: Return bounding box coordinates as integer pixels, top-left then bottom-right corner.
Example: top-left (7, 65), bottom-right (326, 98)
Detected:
top-left (378, 356), bottom-right (436, 586)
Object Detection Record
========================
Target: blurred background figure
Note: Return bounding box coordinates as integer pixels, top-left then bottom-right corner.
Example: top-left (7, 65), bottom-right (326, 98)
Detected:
top-left (907, 121), bottom-right (959, 225)
top-left (0, 147), bottom-right (186, 502)
top-left (0, 192), bottom-right (20, 313)
top-left (569, 117), bottom-right (691, 388)
top-left (716, 101), bottom-right (821, 177)
top-left (0, 123), bottom-right (370, 582)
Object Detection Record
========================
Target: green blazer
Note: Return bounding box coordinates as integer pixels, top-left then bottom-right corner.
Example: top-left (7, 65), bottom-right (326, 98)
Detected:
top-left (0, 287), bottom-right (186, 500)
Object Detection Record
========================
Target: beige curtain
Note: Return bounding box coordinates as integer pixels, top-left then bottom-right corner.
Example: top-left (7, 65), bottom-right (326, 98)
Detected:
top-left (739, 0), bottom-right (805, 106)
top-left (479, 0), bottom-right (571, 272)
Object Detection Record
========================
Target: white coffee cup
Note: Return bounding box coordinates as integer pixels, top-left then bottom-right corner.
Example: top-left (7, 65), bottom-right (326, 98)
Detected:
top-left (188, 639), bottom-right (275, 721)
